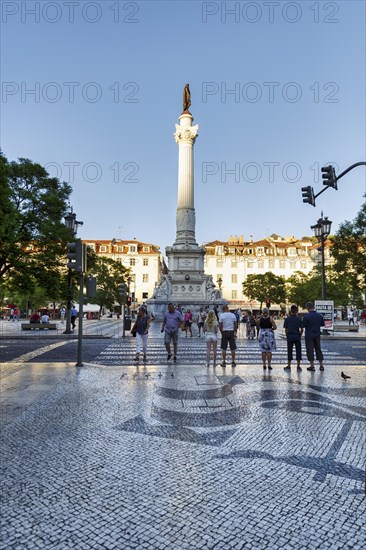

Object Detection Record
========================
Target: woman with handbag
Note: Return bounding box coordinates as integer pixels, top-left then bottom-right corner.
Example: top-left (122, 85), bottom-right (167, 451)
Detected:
top-left (132, 307), bottom-right (150, 363)
top-left (184, 308), bottom-right (193, 337)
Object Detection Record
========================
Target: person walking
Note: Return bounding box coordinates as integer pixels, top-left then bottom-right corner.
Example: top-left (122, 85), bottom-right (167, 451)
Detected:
top-left (303, 301), bottom-right (325, 371)
top-left (132, 306), bottom-right (150, 363)
top-left (203, 310), bottom-right (219, 367)
top-left (71, 306), bottom-right (78, 330)
top-left (161, 303), bottom-right (184, 362)
top-left (284, 305), bottom-right (303, 371)
top-left (257, 307), bottom-right (277, 370)
top-left (348, 310), bottom-right (355, 326)
top-left (184, 308), bottom-right (193, 337)
top-left (60, 306), bottom-right (66, 323)
top-left (219, 305), bottom-right (237, 368)
top-left (197, 307), bottom-right (207, 337)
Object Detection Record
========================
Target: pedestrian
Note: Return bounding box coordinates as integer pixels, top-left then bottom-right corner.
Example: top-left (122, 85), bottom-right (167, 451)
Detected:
top-left (219, 305), bottom-right (237, 368)
top-left (197, 307), bottom-right (207, 337)
top-left (71, 306), bottom-right (78, 330)
top-left (161, 303), bottom-right (184, 362)
top-left (132, 306), bottom-right (150, 363)
top-left (284, 305), bottom-right (303, 371)
top-left (13, 307), bottom-right (19, 322)
top-left (203, 310), bottom-right (219, 367)
top-left (247, 313), bottom-right (256, 340)
top-left (303, 301), bottom-right (325, 371)
top-left (348, 310), bottom-right (355, 326)
top-left (257, 307), bottom-right (277, 370)
top-left (60, 306), bottom-right (66, 323)
top-left (41, 312), bottom-right (50, 324)
top-left (184, 308), bottom-right (193, 337)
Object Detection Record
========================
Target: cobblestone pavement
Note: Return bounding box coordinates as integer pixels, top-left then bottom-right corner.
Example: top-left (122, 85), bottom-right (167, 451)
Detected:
top-left (1, 353), bottom-right (365, 548)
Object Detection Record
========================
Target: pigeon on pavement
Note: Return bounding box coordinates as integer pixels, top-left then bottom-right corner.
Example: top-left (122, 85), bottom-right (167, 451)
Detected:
top-left (341, 371), bottom-right (351, 380)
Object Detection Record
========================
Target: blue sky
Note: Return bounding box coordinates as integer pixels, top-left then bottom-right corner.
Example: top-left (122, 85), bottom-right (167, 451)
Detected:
top-left (1, 0), bottom-right (365, 255)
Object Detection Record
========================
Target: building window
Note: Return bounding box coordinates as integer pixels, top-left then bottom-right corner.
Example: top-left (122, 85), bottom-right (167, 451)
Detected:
top-left (231, 274), bottom-right (237, 283)
top-left (247, 261), bottom-right (253, 268)
top-left (129, 245), bottom-right (137, 253)
top-left (257, 247), bottom-right (264, 255)
top-left (130, 258), bottom-right (136, 266)
top-left (143, 258), bottom-right (149, 266)
top-left (269, 260), bottom-right (274, 268)
top-left (301, 261), bottom-right (307, 269)
top-left (130, 274), bottom-right (136, 282)
top-left (258, 260), bottom-right (264, 268)
top-left (232, 290), bottom-right (237, 299)
top-left (142, 292), bottom-right (148, 299)
top-left (143, 246), bottom-right (150, 253)
top-left (88, 243), bottom-right (95, 250)
top-left (280, 260), bottom-right (285, 269)
top-left (142, 274), bottom-right (149, 283)
top-left (100, 245), bottom-right (107, 252)
top-left (229, 247), bottom-right (235, 255)
top-left (290, 261), bottom-right (296, 269)
top-left (216, 246), bottom-right (223, 254)
top-left (231, 260), bottom-right (237, 267)
top-left (288, 247), bottom-right (296, 256)
top-left (216, 260), bottom-right (223, 267)
top-left (117, 246), bottom-right (123, 252)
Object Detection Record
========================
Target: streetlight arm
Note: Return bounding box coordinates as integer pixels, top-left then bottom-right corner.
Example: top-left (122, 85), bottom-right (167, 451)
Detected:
top-left (335, 162), bottom-right (366, 182)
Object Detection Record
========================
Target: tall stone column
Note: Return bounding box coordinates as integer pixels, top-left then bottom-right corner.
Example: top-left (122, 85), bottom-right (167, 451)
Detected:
top-left (174, 113), bottom-right (199, 247)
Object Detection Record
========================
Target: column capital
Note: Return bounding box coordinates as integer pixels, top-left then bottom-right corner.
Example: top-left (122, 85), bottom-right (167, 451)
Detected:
top-left (174, 123), bottom-right (199, 145)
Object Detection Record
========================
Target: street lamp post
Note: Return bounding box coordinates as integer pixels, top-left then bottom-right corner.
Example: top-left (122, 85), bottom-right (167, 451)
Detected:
top-left (311, 212), bottom-right (332, 300)
top-left (217, 277), bottom-right (223, 290)
top-left (64, 210), bottom-right (83, 334)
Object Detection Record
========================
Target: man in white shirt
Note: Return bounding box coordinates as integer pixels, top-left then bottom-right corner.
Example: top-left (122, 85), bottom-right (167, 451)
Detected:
top-left (219, 305), bottom-right (238, 367)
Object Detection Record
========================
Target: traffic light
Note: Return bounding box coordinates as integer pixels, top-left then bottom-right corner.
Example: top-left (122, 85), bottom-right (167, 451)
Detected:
top-left (127, 296), bottom-right (132, 306)
top-left (301, 186), bottom-right (316, 207)
top-left (86, 276), bottom-right (97, 297)
top-left (118, 283), bottom-right (127, 303)
top-left (66, 241), bottom-right (83, 271)
top-left (321, 165), bottom-right (337, 189)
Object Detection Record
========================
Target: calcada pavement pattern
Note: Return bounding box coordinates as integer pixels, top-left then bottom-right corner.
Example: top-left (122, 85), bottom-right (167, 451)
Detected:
top-left (1, 357), bottom-right (365, 549)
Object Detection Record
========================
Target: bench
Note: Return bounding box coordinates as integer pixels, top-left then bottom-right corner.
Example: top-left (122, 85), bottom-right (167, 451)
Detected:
top-left (333, 324), bottom-right (360, 333)
top-left (21, 323), bottom-right (58, 331)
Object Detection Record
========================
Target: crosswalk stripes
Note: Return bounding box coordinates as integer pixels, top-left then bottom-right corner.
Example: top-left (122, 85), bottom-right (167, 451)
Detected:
top-left (92, 337), bottom-right (364, 366)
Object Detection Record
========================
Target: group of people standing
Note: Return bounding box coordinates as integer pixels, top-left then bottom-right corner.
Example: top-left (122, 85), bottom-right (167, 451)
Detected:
top-left (131, 302), bottom-right (326, 372)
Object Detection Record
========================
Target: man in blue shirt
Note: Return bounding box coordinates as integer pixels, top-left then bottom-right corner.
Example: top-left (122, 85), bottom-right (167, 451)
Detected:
top-left (303, 302), bottom-right (325, 371)
top-left (161, 303), bottom-right (184, 362)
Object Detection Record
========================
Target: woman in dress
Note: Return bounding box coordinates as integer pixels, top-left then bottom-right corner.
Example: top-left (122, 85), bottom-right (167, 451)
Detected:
top-left (203, 310), bottom-right (219, 367)
top-left (257, 307), bottom-right (277, 370)
top-left (184, 308), bottom-right (193, 337)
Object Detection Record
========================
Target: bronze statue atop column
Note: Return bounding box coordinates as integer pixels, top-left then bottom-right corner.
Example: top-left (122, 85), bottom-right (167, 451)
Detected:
top-left (183, 83), bottom-right (191, 113)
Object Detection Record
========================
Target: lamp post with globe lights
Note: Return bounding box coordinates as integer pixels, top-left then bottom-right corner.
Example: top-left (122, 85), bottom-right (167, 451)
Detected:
top-left (311, 212), bottom-right (332, 300)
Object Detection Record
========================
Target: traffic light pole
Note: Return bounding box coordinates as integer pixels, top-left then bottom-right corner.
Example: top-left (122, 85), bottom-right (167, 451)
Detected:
top-left (122, 303), bottom-right (126, 338)
top-left (64, 269), bottom-right (73, 334)
top-left (76, 272), bottom-right (84, 367)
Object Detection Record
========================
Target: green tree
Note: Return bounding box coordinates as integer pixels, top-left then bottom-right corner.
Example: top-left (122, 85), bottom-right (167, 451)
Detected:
top-left (87, 253), bottom-right (129, 317)
top-left (331, 199), bottom-right (366, 302)
top-left (242, 272), bottom-right (287, 309)
top-left (0, 152), bottom-right (72, 299)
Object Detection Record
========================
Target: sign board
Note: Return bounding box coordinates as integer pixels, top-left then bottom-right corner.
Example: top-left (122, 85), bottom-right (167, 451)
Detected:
top-left (315, 300), bottom-right (334, 331)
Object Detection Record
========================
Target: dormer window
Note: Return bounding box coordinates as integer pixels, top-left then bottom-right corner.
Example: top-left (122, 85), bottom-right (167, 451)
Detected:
top-left (129, 244), bottom-right (137, 253)
top-left (100, 245), bottom-right (107, 252)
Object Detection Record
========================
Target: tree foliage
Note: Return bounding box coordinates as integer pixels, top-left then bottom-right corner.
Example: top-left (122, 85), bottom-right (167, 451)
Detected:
top-left (242, 272), bottom-right (287, 309)
top-left (87, 251), bottom-right (130, 315)
top-left (0, 152), bottom-right (72, 298)
top-left (331, 199), bottom-right (366, 297)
